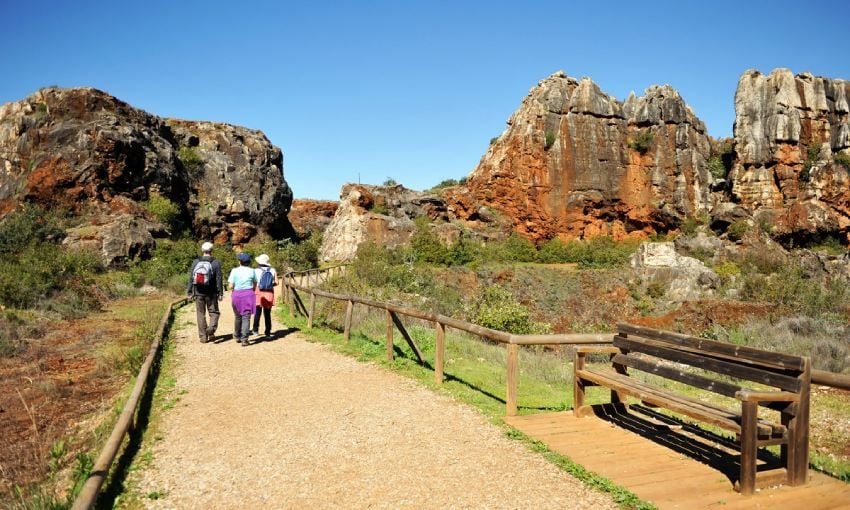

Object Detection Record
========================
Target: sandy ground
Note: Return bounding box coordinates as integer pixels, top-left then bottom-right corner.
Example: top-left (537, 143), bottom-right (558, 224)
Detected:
top-left (133, 291), bottom-right (616, 509)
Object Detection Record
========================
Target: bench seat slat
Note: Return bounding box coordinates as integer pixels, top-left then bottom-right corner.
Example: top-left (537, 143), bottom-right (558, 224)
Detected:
top-left (577, 368), bottom-right (786, 438)
top-left (617, 323), bottom-right (806, 371)
top-left (614, 336), bottom-right (802, 392)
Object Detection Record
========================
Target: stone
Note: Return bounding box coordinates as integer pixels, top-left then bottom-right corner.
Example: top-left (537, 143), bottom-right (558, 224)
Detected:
top-left (630, 242), bottom-right (719, 302)
top-left (288, 199), bottom-right (339, 237)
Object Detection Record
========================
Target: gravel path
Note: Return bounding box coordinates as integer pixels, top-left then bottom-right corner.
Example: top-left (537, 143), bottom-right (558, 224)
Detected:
top-left (134, 292), bottom-right (616, 509)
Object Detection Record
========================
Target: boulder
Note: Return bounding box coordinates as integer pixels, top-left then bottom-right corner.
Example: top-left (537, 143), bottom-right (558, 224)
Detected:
top-left (630, 242), bottom-right (720, 302)
top-left (289, 199), bottom-right (339, 237)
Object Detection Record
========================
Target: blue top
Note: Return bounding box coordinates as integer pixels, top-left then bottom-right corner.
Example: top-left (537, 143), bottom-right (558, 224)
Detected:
top-left (228, 266), bottom-right (257, 291)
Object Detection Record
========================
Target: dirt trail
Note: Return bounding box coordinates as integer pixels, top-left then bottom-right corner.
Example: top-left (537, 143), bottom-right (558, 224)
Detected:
top-left (133, 292), bottom-right (616, 509)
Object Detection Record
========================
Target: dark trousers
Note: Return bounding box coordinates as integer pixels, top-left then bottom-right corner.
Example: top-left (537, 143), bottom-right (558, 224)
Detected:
top-left (233, 309), bottom-right (252, 341)
top-left (253, 306), bottom-right (272, 335)
top-left (195, 294), bottom-right (220, 339)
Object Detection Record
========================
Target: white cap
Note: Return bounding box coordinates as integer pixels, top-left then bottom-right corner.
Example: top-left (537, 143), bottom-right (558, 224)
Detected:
top-left (201, 241), bottom-right (214, 253)
top-left (256, 254), bottom-right (270, 265)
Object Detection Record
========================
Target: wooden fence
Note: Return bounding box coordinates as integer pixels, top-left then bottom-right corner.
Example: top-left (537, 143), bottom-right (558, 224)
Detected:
top-left (283, 267), bottom-right (850, 416)
top-left (71, 297), bottom-right (187, 510)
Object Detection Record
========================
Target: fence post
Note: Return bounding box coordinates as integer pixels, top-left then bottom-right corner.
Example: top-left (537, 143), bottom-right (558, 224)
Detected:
top-left (386, 309), bottom-right (394, 361)
top-left (344, 300), bottom-right (354, 342)
top-left (435, 322), bottom-right (445, 384)
top-left (287, 277), bottom-right (294, 318)
top-left (307, 291), bottom-right (316, 329)
top-left (506, 344), bottom-right (519, 416)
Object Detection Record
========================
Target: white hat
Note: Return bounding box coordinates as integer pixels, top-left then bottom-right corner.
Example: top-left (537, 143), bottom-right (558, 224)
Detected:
top-left (201, 241), bottom-right (214, 253)
top-left (256, 254), bottom-right (270, 265)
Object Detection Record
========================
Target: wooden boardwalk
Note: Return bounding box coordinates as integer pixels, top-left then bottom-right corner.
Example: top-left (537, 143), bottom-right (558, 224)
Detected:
top-left (504, 406), bottom-right (850, 509)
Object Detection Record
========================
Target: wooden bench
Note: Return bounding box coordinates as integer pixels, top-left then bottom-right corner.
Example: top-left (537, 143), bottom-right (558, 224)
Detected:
top-left (573, 323), bottom-right (811, 495)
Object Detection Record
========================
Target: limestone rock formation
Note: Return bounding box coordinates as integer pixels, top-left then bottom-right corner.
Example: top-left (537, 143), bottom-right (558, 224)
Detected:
top-left (630, 242), bottom-right (719, 302)
top-left (729, 69), bottom-right (850, 239)
top-left (446, 71), bottom-right (712, 243)
top-left (0, 87), bottom-right (293, 265)
top-left (319, 184), bottom-right (457, 262)
top-left (289, 199), bottom-right (339, 237)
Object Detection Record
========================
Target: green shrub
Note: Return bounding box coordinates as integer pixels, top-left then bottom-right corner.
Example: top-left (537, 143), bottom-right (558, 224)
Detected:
top-left (430, 178), bottom-right (460, 191)
top-left (485, 234), bottom-right (538, 263)
top-left (130, 238), bottom-right (199, 291)
top-left (739, 266), bottom-right (848, 317)
top-left (489, 136), bottom-right (499, 146)
top-left (727, 220), bottom-right (749, 241)
top-left (140, 192), bottom-right (181, 231)
top-left (834, 152), bottom-right (850, 170)
top-left (628, 130), bottom-right (653, 154)
top-left (383, 177), bottom-right (398, 186)
top-left (369, 202), bottom-right (389, 215)
top-left (706, 155), bottom-right (726, 180)
top-left (410, 218), bottom-right (448, 264)
top-left (537, 238), bottom-right (570, 263)
top-left (178, 146), bottom-right (204, 177)
top-left (0, 203), bottom-right (64, 254)
top-left (544, 131), bottom-right (557, 150)
top-left (444, 237), bottom-right (478, 266)
top-left (279, 232), bottom-right (322, 271)
top-left (465, 285), bottom-right (547, 334)
top-left (560, 237), bottom-right (639, 268)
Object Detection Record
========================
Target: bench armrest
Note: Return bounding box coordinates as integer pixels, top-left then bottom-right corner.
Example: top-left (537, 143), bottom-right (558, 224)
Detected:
top-left (735, 390), bottom-right (800, 402)
top-left (575, 345), bottom-right (620, 354)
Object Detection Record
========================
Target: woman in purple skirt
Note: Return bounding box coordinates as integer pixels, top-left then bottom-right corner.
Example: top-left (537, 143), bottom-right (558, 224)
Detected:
top-left (228, 252), bottom-right (258, 345)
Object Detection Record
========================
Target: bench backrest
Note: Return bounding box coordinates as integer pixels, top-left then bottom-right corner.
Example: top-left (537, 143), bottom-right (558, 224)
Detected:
top-left (614, 323), bottom-right (810, 396)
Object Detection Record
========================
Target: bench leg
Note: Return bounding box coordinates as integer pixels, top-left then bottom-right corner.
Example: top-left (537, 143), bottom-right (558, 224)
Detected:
top-left (573, 353), bottom-right (587, 417)
top-left (787, 367), bottom-right (811, 486)
top-left (739, 401), bottom-right (758, 495)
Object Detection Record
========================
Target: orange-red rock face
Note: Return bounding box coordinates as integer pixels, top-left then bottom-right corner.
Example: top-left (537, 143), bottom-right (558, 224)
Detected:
top-left (447, 72), bottom-right (712, 243)
top-left (289, 199), bottom-right (339, 237)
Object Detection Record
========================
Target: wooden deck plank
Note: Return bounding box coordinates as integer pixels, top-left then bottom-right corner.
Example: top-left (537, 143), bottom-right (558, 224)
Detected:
top-left (505, 409), bottom-right (849, 510)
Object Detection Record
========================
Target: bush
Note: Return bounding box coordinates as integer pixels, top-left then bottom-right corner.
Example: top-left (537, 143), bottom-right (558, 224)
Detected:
top-left (544, 131), bottom-right (557, 150)
top-left (279, 232), bottom-right (322, 271)
top-left (628, 130), bottom-right (653, 154)
top-left (0, 203), bottom-right (64, 254)
top-left (465, 285), bottom-right (547, 334)
top-left (834, 152), bottom-right (850, 170)
top-left (727, 220), bottom-right (749, 242)
top-left (178, 146), bottom-right (204, 177)
top-left (130, 238), bottom-right (200, 291)
top-left (565, 237), bottom-right (639, 268)
top-left (707, 155), bottom-right (726, 180)
top-left (485, 234), bottom-right (538, 263)
top-left (537, 238), bottom-right (570, 263)
top-left (383, 177), bottom-right (398, 186)
top-left (430, 178), bottom-right (460, 191)
top-left (140, 192), bottom-right (181, 231)
top-left (489, 136), bottom-right (499, 146)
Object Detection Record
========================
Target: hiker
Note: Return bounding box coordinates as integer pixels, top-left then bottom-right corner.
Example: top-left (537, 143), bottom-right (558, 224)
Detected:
top-left (252, 253), bottom-right (278, 338)
top-left (187, 241), bottom-right (223, 343)
top-left (228, 252), bottom-right (258, 346)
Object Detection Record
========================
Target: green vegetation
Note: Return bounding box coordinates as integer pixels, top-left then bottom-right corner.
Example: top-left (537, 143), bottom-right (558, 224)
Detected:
top-left (382, 177), bottom-right (398, 186)
top-left (489, 136), bottom-right (499, 146)
top-left (628, 130), bottom-right (653, 154)
top-left (429, 177), bottom-right (468, 191)
top-left (801, 143), bottom-right (821, 182)
top-left (834, 152), bottom-right (850, 170)
top-left (177, 146), bottom-right (204, 177)
top-left (464, 285), bottom-right (550, 334)
top-left (140, 192), bottom-right (181, 232)
top-left (726, 220), bottom-right (749, 241)
top-left (544, 130), bottom-right (557, 150)
top-left (706, 156), bottom-right (726, 180)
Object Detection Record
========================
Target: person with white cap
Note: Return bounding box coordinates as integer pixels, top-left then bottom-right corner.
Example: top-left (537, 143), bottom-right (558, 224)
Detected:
top-left (187, 241), bottom-right (223, 343)
top-left (252, 253), bottom-right (278, 338)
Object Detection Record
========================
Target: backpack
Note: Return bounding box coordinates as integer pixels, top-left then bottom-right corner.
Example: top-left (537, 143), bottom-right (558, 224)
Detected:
top-left (193, 259), bottom-right (214, 287)
top-left (258, 267), bottom-right (275, 291)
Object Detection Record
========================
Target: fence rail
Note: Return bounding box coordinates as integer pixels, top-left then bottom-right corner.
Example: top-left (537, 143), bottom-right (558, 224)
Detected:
top-left (284, 267), bottom-right (850, 417)
top-left (71, 297), bottom-right (187, 510)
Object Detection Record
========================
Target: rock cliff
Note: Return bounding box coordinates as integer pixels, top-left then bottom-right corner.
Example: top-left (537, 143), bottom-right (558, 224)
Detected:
top-left (446, 71), bottom-right (712, 243)
top-left (319, 184), bottom-right (468, 262)
top-left (728, 69), bottom-right (850, 239)
top-left (0, 87), bottom-right (293, 265)
top-left (289, 199), bottom-right (338, 237)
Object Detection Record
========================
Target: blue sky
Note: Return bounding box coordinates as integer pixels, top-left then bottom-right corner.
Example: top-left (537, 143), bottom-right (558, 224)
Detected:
top-left (2, 0), bottom-right (849, 200)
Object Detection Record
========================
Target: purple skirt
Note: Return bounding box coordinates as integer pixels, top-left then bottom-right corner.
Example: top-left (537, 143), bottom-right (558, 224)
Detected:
top-left (231, 289), bottom-right (256, 316)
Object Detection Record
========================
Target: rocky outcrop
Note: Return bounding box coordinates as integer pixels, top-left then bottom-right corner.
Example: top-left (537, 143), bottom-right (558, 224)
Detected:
top-left (0, 87), bottom-right (293, 265)
top-left (319, 184), bottom-right (460, 262)
top-left (289, 199), bottom-right (338, 237)
top-left (630, 242), bottom-right (719, 302)
top-left (446, 71), bottom-right (712, 243)
top-left (728, 69), bottom-right (850, 239)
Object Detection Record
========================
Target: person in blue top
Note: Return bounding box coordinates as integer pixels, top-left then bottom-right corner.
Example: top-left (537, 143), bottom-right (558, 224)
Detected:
top-left (228, 252), bottom-right (258, 346)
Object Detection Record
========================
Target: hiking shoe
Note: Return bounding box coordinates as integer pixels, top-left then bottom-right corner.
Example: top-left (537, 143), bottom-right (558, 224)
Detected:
top-left (200, 334), bottom-right (208, 343)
